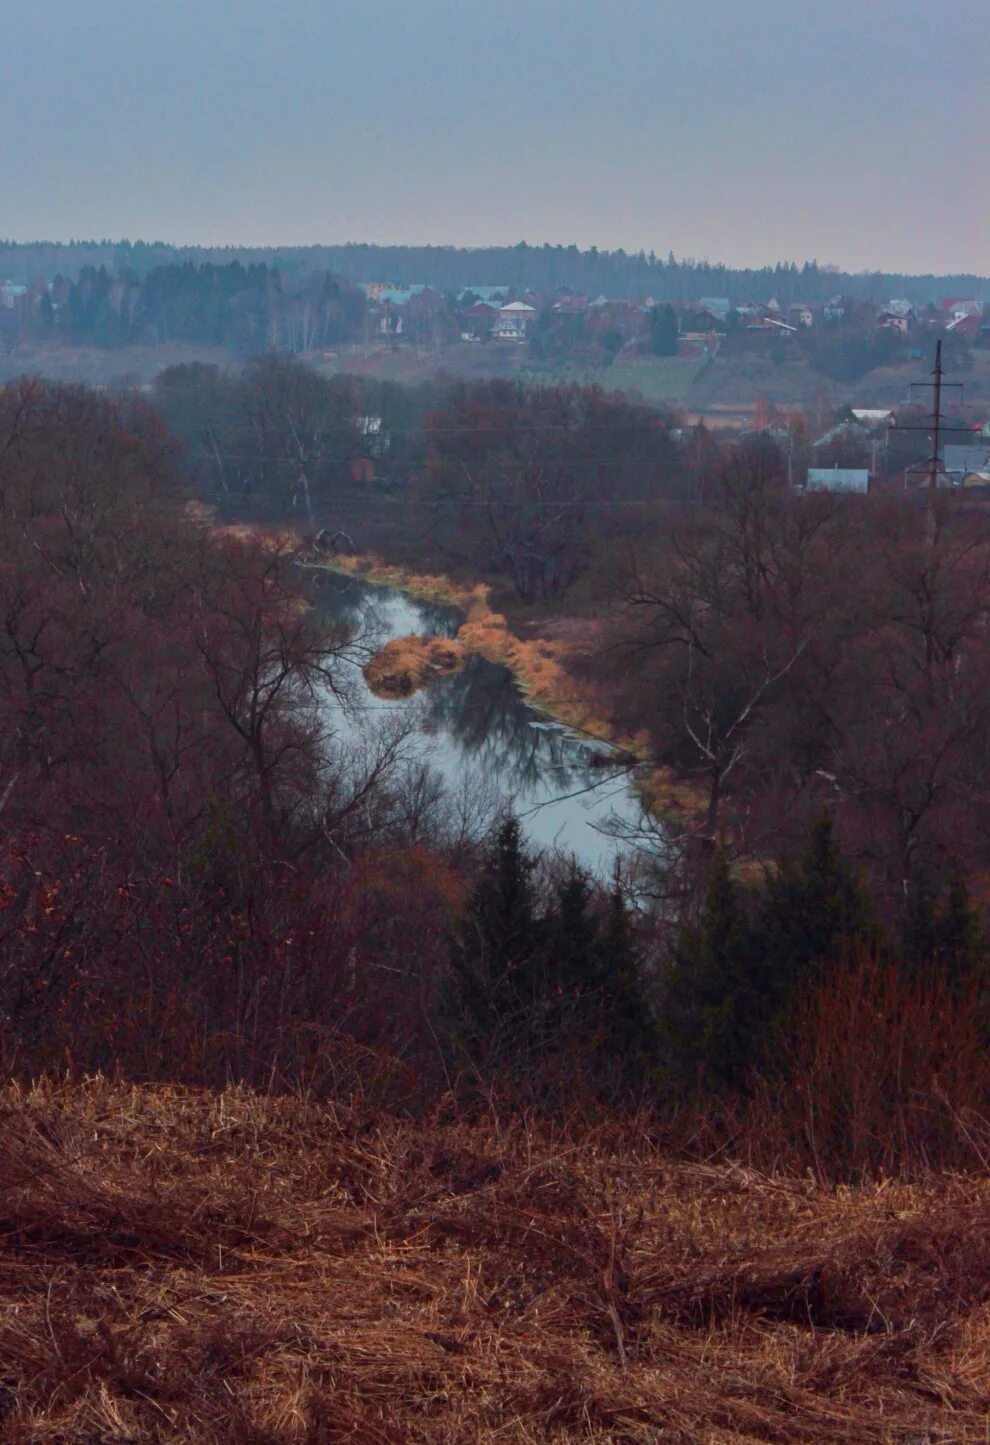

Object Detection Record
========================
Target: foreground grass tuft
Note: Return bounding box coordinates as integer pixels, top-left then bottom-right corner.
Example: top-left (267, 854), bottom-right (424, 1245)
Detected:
top-left (0, 1079), bottom-right (987, 1440)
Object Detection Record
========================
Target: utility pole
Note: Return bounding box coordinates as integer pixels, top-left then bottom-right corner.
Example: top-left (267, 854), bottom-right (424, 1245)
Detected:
top-left (928, 340), bottom-right (944, 499)
top-left (889, 340), bottom-right (968, 506)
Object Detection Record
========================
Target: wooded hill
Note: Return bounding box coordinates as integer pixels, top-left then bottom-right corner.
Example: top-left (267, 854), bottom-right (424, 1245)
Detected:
top-left (3, 237), bottom-right (989, 305)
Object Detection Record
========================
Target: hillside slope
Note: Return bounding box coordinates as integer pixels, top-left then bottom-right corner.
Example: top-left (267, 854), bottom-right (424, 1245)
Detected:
top-left (0, 1080), bottom-right (987, 1441)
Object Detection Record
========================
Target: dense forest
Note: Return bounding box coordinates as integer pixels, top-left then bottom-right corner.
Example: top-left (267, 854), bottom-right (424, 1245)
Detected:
top-left (2, 261), bottom-right (369, 355)
top-left (3, 237), bottom-right (989, 306)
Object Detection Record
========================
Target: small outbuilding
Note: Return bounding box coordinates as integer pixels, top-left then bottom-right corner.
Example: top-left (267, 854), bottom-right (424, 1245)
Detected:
top-left (805, 467), bottom-right (870, 494)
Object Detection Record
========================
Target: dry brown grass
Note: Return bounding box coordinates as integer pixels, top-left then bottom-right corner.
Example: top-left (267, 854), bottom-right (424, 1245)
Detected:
top-left (326, 552), bottom-right (486, 613)
top-left (0, 1079), bottom-right (987, 1441)
top-left (363, 635), bottom-right (466, 697)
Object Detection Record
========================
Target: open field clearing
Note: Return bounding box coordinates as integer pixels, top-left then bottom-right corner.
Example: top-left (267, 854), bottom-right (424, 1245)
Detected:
top-left (597, 357), bottom-right (708, 404)
top-left (0, 342), bottom-right (237, 388)
top-left (0, 1079), bottom-right (987, 1441)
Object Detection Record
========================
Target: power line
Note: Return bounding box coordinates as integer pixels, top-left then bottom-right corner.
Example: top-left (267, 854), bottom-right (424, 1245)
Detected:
top-left (171, 417), bottom-right (685, 440)
top-left (184, 453), bottom-right (690, 476)
top-left (219, 493), bottom-right (703, 508)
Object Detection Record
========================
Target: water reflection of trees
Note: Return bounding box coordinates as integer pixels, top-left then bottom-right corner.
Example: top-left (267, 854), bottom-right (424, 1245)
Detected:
top-left (421, 658), bottom-right (595, 795)
top-left (307, 569), bottom-right (650, 866)
top-left (306, 569), bottom-right (460, 643)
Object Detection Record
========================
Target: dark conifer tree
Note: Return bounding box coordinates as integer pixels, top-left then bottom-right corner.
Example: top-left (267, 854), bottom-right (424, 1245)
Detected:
top-left (650, 303), bottom-right (679, 356)
top-left (545, 861), bottom-right (598, 998)
top-left (758, 810), bottom-right (877, 1018)
top-left (441, 813), bottom-right (540, 1054)
top-left (934, 872), bottom-right (985, 987)
top-left (594, 876), bottom-right (656, 1087)
top-left (665, 848), bottom-right (761, 1091)
top-left (902, 873), bottom-right (939, 978)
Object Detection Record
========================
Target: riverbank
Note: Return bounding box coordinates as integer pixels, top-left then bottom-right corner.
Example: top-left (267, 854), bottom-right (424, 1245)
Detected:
top-left (323, 550), bottom-right (704, 825)
top-left (325, 553), bottom-right (614, 732)
top-left (209, 524), bottom-right (705, 831)
top-left (214, 528), bottom-right (624, 749)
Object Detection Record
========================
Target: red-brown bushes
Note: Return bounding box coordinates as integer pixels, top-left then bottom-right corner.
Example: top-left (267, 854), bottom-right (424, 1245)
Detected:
top-left (745, 951), bottom-right (990, 1178)
top-left (0, 830), bottom-right (454, 1103)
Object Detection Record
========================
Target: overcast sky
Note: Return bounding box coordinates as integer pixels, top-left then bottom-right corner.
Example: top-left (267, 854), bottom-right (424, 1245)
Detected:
top-left (1, 0), bottom-right (986, 274)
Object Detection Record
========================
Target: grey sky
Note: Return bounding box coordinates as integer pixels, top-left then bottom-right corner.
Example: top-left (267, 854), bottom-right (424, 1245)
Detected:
top-left (1, 0), bottom-right (986, 274)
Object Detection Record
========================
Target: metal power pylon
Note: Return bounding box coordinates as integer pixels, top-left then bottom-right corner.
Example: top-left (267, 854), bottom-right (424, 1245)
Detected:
top-left (889, 339), bottom-right (970, 501)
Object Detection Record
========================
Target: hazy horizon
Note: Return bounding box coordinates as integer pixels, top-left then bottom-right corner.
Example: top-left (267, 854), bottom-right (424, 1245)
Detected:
top-left (2, 0), bottom-right (987, 277)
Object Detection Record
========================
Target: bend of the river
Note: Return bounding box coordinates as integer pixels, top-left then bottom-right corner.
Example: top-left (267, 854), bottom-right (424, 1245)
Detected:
top-left (307, 566), bottom-right (654, 874)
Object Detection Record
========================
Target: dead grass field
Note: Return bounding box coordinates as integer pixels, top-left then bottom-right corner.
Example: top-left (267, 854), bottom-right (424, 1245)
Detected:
top-left (0, 1078), bottom-right (988, 1441)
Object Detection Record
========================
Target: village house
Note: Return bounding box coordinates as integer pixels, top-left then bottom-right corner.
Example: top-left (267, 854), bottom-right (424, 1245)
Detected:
top-left (460, 301), bottom-right (496, 339)
top-left (357, 416), bottom-right (389, 457)
top-left (876, 311), bottom-right (912, 335)
top-left (360, 283), bottom-right (428, 304)
top-left (806, 466), bottom-right (870, 493)
top-left (697, 297), bottom-right (731, 321)
top-left (552, 293), bottom-right (589, 314)
top-left (946, 311), bottom-right (982, 343)
top-left (942, 297), bottom-right (981, 321)
top-left (677, 330), bottom-right (721, 359)
top-left (0, 280), bottom-right (27, 309)
top-left (944, 444), bottom-right (990, 482)
top-left (812, 420), bottom-right (872, 451)
top-left (459, 286), bottom-right (509, 306)
top-left (492, 300), bottom-right (536, 340)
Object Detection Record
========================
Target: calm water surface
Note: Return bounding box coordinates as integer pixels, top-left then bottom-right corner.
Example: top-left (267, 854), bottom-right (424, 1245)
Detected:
top-left (308, 568), bottom-right (652, 873)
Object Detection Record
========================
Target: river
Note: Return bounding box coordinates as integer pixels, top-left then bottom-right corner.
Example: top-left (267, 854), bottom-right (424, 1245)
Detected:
top-left (307, 567), bottom-right (654, 874)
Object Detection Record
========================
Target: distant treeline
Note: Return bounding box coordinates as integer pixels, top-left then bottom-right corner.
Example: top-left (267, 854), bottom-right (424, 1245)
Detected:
top-left (2, 238), bottom-right (988, 306)
top-left (7, 261), bottom-right (368, 354)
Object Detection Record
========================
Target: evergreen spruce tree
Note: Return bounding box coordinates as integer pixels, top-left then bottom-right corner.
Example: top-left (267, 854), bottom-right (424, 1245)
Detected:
top-left (758, 810), bottom-right (878, 1024)
top-left (665, 848), bottom-right (761, 1091)
top-left (594, 876), bottom-right (657, 1088)
top-left (441, 813), bottom-right (541, 1058)
top-left (935, 872), bottom-right (985, 987)
top-left (545, 861), bottom-right (598, 998)
top-left (902, 871), bottom-right (939, 978)
top-left (651, 303), bottom-right (679, 357)
top-left (38, 291), bottom-right (55, 335)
